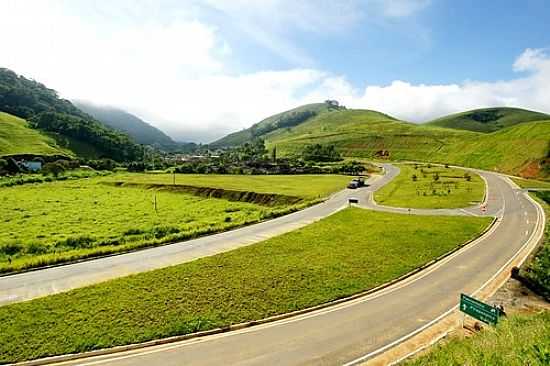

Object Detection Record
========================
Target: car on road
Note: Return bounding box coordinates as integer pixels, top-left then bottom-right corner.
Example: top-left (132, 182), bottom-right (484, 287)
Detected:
top-left (347, 177), bottom-right (366, 189)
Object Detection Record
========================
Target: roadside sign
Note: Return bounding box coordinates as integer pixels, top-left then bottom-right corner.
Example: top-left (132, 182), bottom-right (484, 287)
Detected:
top-left (460, 293), bottom-right (499, 325)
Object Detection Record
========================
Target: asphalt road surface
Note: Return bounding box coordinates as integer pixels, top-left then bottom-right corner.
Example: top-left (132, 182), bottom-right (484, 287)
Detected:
top-left (1, 164), bottom-right (399, 306)
top-left (1, 164), bottom-right (544, 366)
top-left (49, 165), bottom-right (543, 366)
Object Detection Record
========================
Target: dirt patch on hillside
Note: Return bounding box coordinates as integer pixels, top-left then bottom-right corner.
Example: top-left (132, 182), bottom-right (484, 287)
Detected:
top-left (519, 160), bottom-right (542, 179)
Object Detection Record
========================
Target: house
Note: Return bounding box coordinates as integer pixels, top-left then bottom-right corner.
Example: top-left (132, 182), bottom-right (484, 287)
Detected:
top-left (19, 160), bottom-right (42, 172)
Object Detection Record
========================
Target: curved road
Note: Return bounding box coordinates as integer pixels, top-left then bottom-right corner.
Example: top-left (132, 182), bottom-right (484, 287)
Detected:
top-left (0, 164), bottom-right (489, 306)
top-left (1, 165), bottom-right (398, 306)
top-left (2, 164), bottom-right (545, 366)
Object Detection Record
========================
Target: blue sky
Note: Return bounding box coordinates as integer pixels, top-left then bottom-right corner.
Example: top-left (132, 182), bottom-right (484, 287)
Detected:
top-left (1, 0), bottom-right (550, 142)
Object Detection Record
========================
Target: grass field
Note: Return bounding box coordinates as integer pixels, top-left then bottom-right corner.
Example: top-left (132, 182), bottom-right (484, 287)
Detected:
top-left (0, 208), bottom-right (491, 363)
top-left (374, 164), bottom-right (485, 209)
top-left (0, 174), bottom-right (348, 272)
top-left (0, 112), bottom-right (70, 157)
top-left (102, 173), bottom-right (351, 199)
top-left (522, 191), bottom-right (550, 299)
top-left (406, 311), bottom-right (550, 365)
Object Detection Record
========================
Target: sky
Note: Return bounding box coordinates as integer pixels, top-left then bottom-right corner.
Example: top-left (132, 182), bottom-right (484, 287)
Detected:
top-left (1, 0), bottom-right (550, 142)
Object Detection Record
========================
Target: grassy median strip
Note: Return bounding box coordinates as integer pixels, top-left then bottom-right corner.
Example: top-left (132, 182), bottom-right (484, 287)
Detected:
top-left (0, 208), bottom-right (491, 363)
top-left (406, 311), bottom-right (550, 366)
top-left (375, 164), bottom-right (485, 209)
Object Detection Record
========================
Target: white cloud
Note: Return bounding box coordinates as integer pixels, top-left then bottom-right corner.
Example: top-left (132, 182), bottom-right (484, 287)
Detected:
top-left (343, 48), bottom-right (550, 122)
top-left (1, 2), bottom-right (548, 143)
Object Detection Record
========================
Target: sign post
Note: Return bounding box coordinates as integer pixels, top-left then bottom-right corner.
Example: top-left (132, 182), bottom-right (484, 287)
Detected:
top-left (459, 293), bottom-right (499, 325)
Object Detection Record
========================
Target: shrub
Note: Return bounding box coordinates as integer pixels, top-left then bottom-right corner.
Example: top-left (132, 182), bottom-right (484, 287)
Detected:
top-left (0, 242), bottom-right (23, 256)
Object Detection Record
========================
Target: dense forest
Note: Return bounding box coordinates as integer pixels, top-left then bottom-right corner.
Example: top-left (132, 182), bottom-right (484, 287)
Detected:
top-left (0, 68), bottom-right (142, 161)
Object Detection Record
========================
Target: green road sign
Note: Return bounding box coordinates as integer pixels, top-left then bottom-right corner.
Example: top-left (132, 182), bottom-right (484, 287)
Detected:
top-left (460, 293), bottom-right (499, 325)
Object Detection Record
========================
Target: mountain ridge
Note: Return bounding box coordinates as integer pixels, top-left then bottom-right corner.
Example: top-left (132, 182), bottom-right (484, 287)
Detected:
top-left (74, 101), bottom-right (179, 150)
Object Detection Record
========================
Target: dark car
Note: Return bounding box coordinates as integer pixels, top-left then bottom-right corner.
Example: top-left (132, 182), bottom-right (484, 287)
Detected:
top-left (347, 176), bottom-right (366, 189)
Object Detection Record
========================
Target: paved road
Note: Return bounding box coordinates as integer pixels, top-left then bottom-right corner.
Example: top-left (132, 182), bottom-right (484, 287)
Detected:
top-left (51, 165), bottom-right (544, 366)
top-left (1, 168), bottom-right (402, 306)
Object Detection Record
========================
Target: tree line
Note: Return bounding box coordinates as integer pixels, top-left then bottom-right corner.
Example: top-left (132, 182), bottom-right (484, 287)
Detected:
top-left (0, 68), bottom-right (141, 161)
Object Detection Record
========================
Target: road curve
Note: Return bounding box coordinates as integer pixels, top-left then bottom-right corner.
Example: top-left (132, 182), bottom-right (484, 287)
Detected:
top-left (48, 165), bottom-right (544, 366)
top-left (49, 167), bottom-right (544, 366)
top-left (1, 167), bottom-right (402, 306)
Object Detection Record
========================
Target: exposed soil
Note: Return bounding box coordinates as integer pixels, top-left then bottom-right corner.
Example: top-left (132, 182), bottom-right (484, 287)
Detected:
top-left (101, 181), bottom-right (304, 207)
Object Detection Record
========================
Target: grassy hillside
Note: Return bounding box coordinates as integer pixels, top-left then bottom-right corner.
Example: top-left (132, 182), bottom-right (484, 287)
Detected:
top-left (259, 108), bottom-right (549, 178)
top-left (210, 102), bottom-right (340, 147)
top-left (426, 107), bottom-right (550, 133)
top-left (0, 68), bottom-right (142, 161)
top-left (0, 112), bottom-right (70, 157)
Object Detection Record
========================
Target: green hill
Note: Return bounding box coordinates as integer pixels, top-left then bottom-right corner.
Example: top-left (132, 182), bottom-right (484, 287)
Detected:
top-left (74, 101), bottom-right (182, 151)
top-left (0, 112), bottom-right (71, 157)
top-left (216, 105), bottom-right (549, 178)
top-left (425, 107), bottom-right (550, 133)
top-left (210, 102), bottom-right (344, 147)
top-left (0, 68), bottom-right (142, 161)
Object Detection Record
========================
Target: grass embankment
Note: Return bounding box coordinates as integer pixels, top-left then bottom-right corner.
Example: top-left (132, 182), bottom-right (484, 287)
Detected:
top-left (522, 191), bottom-right (550, 298)
top-left (0, 174), bottom-right (347, 272)
top-left (406, 311), bottom-right (550, 365)
top-left (512, 177), bottom-right (550, 190)
top-left (0, 208), bottom-right (491, 363)
top-left (374, 164), bottom-right (485, 209)
top-left (102, 173), bottom-right (350, 200)
top-left (0, 112), bottom-right (70, 157)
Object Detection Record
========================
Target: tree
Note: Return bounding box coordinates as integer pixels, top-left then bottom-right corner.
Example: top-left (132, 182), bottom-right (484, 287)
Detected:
top-left (303, 144), bottom-right (342, 162)
top-left (412, 174), bottom-right (418, 182)
top-left (271, 146), bottom-right (277, 163)
top-left (0, 158), bottom-right (7, 176)
top-left (340, 160), bottom-right (365, 175)
top-left (42, 161), bottom-right (66, 177)
top-left (433, 172), bottom-right (440, 182)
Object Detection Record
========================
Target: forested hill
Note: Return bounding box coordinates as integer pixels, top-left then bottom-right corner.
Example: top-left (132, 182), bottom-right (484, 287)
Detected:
top-left (0, 68), bottom-right (142, 161)
top-left (74, 101), bottom-right (180, 151)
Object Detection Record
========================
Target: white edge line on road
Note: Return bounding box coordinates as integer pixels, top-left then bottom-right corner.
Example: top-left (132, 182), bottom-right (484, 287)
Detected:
top-left (53, 179), bottom-right (507, 366)
top-left (37, 169), bottom-right (536, 366)
top-left (343, 180), bottom-right (545, 366)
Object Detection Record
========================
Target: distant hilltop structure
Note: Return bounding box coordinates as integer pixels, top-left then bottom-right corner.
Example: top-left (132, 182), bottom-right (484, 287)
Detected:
top-left (324, 100), bottom-right (346, 109)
